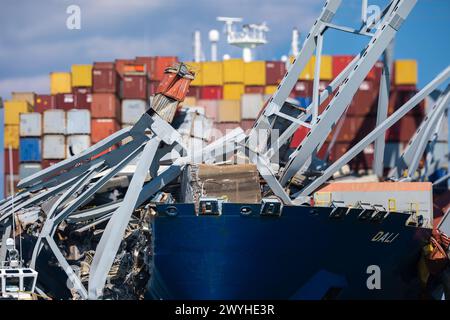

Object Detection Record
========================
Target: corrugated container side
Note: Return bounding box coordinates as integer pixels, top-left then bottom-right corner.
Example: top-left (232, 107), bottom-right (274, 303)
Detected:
top-left (223, 84), bottom-right (244, 100)
top-left (67, 135), bottom-right (91, 156)
top-left (19, 138), bottom-right (41, 162)
top-left (201, 86), bottom-right (223, 100)
top-left (54, 93), bottom-right (75, 110)
top-left (41, 159), bottom-right (59, 169)
top-left (244, 61), bottom-right (266, 85)
top-left (347, 81), bottom-right (379, 116)
top-left (91, 119), bottom-right (120, 143)
top-left (292, 81), bottom-right (313, 98)
top-left (34, 95), bottom-right (55, 113)
top-left (43, 110), bottom-right (66, 134)
top-left (71, 64), bottom-right (93, 87)
top-left (50, 72), bottom-right (72, 95)
top-left (202, 62), bottom-right (223, 86)
top-left (217, 100), bottom-right (241, 123)
top-left (67, 109), bottom-right (91, 134)
top-left (245, 86), bottom-right (265, 94)
top-left (135, 56), bottom-right (155, 79)
top-left (121, 75), bottom-right (147, 99)
top-left (265, 61), bottom-right (286, 85)
top-left (93, 62), bottom-right (120, 93)
top-left (91, 93), bottom-right (121, 120)
top-left (332, 55), bottom-right (354, 78)
top-left (186, 86), bottom-right (202, 99)
top-left (319, 55), bottom-right (333, 80)
top-left (197, 99), bottom-right (220, 120)
top-left (213, 122), bottom-right (241, 137)
top-left (4, 100), bottom-right (33, 125)
top-left (4, 125), bottom-right (19, 149)
top-left (115, 59), bottom-right (135, 77)
top-left (11, 92), bottom-right (36, 106)
top-left (43, 135), bottom-right (66, 159)
top-left (241, 94), bottom-right (263, 119)
top-left (20, 113), bottom-right (42, 137)
top-left (387, 115), bottom-right (422, 142)
top-left (4, 149), bottom-right (19, 174)
top-left (394, 60), bottom-right (418, 85)
top-left (150, 56), bottom-right (178, 81)
top-left (223, 59), bottom-right (245, 83)
top-left (182, 97), bottom-right (197, 107)
top-left (185, 62), bottom-right (203, 86)
top-left (121, 99), bottom-right (146, 124)
top-left (73, 91), bottom-right (92, 109)
top-left (19, 163), bottom-right (42, 180)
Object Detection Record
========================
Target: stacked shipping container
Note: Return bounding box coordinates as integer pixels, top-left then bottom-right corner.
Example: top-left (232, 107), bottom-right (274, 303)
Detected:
top-left (3, 55), bottom-right (423, 196)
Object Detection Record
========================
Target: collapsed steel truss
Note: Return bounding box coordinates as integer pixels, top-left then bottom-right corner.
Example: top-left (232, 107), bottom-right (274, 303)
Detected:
top-left (0, 0), bottom-right (449, 299)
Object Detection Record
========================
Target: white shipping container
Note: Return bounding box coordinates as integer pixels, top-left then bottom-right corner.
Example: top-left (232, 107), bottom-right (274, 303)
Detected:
top-left (19, 163), bottom-right (42, 180)
top-left (20, 112), bottom-right (42, 137)
top-left (241, 94), bottom-right (264, 119)
top-left (43, 135), bottom-right (66, 159)
top-left (67, 109), bottom-right (91, 134)
top-left (43, 110), bottom-right (66, 134)
top-left (121, 99), bottom-right (146, 124)
top-left (66, 135), bottom-right (91, 156)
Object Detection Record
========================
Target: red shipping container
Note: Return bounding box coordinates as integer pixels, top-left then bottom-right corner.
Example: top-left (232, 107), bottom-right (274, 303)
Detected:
top-left (289, 125), bottom-right (310, 148)
top-left (266, 61), bottom-right (286, 85)
top-left (115, 59), bottom-right (135, 77)
top-left (148, 80), bottom-right (159, 96)
top-left (366, 61), bottom-right (383, 83)
top-left (332, 55), bottom-right (354, 78)
top-left (150, 56), bottom-right (178, 81)
top-left (347, 81), bottom-right (379, 116)
top-left (91, 93), bottom-right (121, 120)
top-left (73, 87), bottom-right (92, 109)
top-left (54, 93), bottom-right (75, 110)
top-left (338, 116), bottom-right (377, 142)
top-left (91, 119), bottom-right (120, 143)
top-left (93, 62), bottom-right (120, 93)
top-left (201, 86), bottom-right (223, 100)
top-left (4, 149), bottom-right (19, 174)
top-left (317, 142), bottom-right (330, 159)
top-left (292, 81), bottom-right (313, 98)
top-left (387, 115), bottom-right (422, 142)
top-left (186, 86), bottom-right (202, 99)
top-left (157, 73), bottom-right (192, 101)
top-left (121, 75), bottom-right (147, 99)
top-left (245, 86), bottom-right (265, 94)
top-left (34, 95), bottom-right (55, 113)
top-left (135, 56), bottom-right (155, 79)
top-left (213, 122), bottom-right (241, 138)
top-left (41, 159), bottom-right (59, 169)
top-left (388, 88), bottom-right (424, 117)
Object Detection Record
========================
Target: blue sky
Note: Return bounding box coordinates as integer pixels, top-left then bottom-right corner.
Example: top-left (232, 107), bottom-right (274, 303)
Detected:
top-left (0, 0), bottom-right (448, 99)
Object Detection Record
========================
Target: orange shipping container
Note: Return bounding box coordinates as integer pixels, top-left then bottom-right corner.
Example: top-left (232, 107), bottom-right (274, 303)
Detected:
top-left (150, 56), bottom-right (179, 81)
top-left (91, 93), bottom-right (121, 120)
top-left (91, 119), bottom-right (120, 144)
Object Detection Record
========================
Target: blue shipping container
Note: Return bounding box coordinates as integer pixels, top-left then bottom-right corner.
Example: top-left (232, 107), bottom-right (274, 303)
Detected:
top-left (19, 138), bottom-right (41, 162)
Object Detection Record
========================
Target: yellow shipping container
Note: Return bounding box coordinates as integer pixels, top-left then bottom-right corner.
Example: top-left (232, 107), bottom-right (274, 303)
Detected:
top-left (218, 100), bottom-right (241, 123)
top-left (185, 62), bottom-right (203, 86)
top-left (4, 100), bottom-right (33, 125)
top-left (223, 84), bottom-right (245, 100)
top-left (244, 61), bottom-right (266, 85)
top-left (71, 65), bottom-right (93, 87)
top-left (223, 59), bottom-right (244, 83)
top-left (395, 60), bottom-right (417, 85)
top-left (265, 85), bottom-right (278, 95)
top-left (202, 62), bottom-right (223, 85)
top-left (11, 92), bottom-right (35, 106)
top-left (50, 72), bottom-right (72, 95)
top-left (4, 125), bottom-right (19, 149)
top-left (290, 55), bottom-right (332, 80)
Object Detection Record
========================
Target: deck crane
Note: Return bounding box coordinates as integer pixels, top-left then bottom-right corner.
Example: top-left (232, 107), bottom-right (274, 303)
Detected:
top-left (0, 0), bottom-right (448, 300)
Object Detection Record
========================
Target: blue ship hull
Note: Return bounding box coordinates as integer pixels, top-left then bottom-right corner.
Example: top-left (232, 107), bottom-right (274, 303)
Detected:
top-left (148, 203), bottom-right (431, 300)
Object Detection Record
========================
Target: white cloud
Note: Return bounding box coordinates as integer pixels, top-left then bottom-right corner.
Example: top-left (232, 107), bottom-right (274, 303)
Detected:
top-left (0, 75), bottom-right (49, 100)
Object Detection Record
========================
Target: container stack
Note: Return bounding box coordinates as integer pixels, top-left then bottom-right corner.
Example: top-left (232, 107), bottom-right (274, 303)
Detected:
top-left (4, 94), bottom-right (34, 195)
top-left (19, 112), bottom-right (42, 179)
top-left (2, 55), bottom-right (425, 196)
